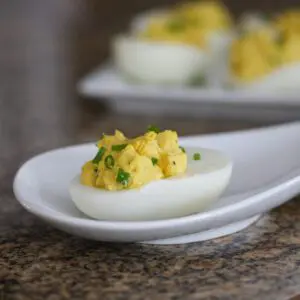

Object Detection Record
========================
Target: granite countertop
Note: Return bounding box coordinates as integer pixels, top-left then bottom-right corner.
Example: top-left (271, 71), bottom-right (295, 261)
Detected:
top-left (2, 195), bottom-right (300, 300)
top-left (1, 0), bottom-right (300, 299)
top-left (1, 113), bottom-right (300, 300)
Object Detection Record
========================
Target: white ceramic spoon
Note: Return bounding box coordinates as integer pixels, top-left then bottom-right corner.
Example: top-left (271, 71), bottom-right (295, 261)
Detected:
top-left (13, 122), bottom-right (300, 244)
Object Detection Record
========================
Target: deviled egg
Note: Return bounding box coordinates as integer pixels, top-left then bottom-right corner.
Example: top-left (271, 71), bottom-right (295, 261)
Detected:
top-left (112, 1), bottom-right (234, 85)
top-left (69, 127), bottom-right (232, 221)
top-left (226, 8), bottom-right (300, 92)
top-left (228, 24), bottom-right (300, 92)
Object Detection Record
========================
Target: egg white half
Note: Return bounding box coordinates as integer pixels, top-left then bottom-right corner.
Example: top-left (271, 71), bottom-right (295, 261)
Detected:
top-left (69, 148), bottom-right (233, 221)
top-left (204, 31), bottom-right (235, 88)
top-left (229, 62), bottom-right (300, 93)
top-left (112, 35), bottom-right (207, 85)
top-left (238, 12), bottom-right (273, 34)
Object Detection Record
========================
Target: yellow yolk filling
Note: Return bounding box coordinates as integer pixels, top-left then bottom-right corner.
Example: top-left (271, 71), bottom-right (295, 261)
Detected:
top-left (139, 1), bottom-right (232, 49)
top-left (231, 10), bottom-right (300, 82)
top-left (81, 129), bottom-right (187, 191)
top-left (230, 29), bottom-right (281, 81)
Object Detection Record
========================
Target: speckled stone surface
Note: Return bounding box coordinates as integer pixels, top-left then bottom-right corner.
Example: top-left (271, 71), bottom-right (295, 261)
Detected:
top-left (1, 113), bottom-right (300, 300)
top-left (1, 193), bottom-right (300, 300)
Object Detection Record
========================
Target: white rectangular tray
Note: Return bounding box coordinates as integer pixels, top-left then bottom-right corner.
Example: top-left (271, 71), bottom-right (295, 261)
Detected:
top-left (78, 64), bottom-right (300, 122)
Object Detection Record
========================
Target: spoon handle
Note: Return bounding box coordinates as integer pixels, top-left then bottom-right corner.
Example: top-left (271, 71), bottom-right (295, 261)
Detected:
top-left (213, 168), bottom-right (300, 210)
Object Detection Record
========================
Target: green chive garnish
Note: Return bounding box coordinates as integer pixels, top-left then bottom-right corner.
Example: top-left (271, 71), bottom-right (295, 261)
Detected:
top-left (151, 157), bottom-right (158, 166)
top-left (167, 18), bottom-right (185, 32)
top-left (92, 147), bottom-right (106, 164)
top-left (104, 155), bottom-right (115, 169)
top-left (112, 144), bottom-right (127, 151)
top-left (276, 33), bottom-right (285, 46)
top-left (147, 125), bottom-right (160, 133)
top-left (116, 168), bottom-right (130, 186)
top-left (180, 146), bottom-right (186, 153)
top-left (193, 153), bottom-right (201, 161)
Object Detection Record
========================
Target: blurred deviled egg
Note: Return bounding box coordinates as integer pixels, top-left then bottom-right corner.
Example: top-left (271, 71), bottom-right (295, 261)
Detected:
top-left (228, 19), bottom-right (300, 92)
top-left (274, 9), bottom-right (300, 37)
top-left (69, 127), bottom-right (232, 221)
top-left (112, 1), bottom-right (234, 86)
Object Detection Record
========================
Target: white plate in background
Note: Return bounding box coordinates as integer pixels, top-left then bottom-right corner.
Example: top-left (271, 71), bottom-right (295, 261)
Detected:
top-left (13, 122), bottom-right (300, 244)
top-left (78, 65), bottom-right (300, 122)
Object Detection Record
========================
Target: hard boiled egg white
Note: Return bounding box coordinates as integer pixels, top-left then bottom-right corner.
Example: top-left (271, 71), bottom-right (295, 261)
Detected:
top-left (112, 35), bottom-right (207, 85)
top-left (229, 62), bottom-right (300, 93)
top-left (204, 30), bottom-right (234, 88)
top-left (69, 148), bottom-right (233, 221)
top-left (238, 12), bottom-right (273, 34)
top-left (113, 8), bottom-right (234, 86)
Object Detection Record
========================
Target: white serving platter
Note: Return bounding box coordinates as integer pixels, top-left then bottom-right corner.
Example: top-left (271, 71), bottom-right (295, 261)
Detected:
top-left (78, 65), bottom-right (300, 122)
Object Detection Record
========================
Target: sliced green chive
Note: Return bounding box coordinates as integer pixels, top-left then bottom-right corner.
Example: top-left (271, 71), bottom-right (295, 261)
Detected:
top-left (193, 152), bottom-right (201, 161)
top-left (180, 146), bottom-right (186, 153)
top-left (116, 168), bottom-right (130, 186)
top-left (260, 12), bottom-right (271, 21)
top-left (104, 155), bottom-right (115, 169)
top-left (151, 157), bottom-right (158, 165)
top-left (147, 125), bottom-right (160, 133)
top-left (190, 74), bottom-right (206, 86)
top-left (167, 19), bottom-right (185, 32)
top-left (92, 147), bottom-right (106, 164)
top-left (276, 33), bottom-right (285, 46)
top-left (111, 144), bottom-right (127, 151)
